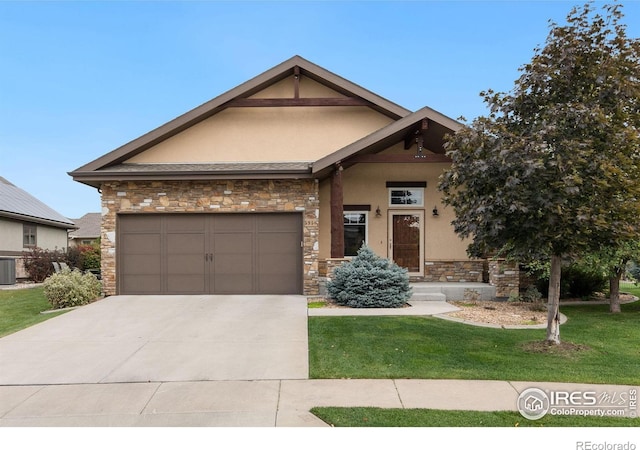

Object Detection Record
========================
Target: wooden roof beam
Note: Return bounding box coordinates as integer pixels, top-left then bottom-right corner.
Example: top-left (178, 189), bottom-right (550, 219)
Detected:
top-left (223, 97), bottom-right (372, 107)
top-left (293, 66), bottom-right (300, 99)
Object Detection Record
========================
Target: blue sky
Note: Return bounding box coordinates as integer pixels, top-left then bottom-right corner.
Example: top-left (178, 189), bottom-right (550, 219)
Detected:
top-left (1, 0), bottom-right (639, 220)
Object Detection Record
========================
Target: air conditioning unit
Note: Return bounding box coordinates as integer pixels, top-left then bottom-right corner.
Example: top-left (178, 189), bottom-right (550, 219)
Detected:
top-left (0, 258), bottom-right (16, 285)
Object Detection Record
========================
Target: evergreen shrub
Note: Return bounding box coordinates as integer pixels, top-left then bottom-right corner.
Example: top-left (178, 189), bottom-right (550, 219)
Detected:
top-left (327, 246), bottom-right (412, 308)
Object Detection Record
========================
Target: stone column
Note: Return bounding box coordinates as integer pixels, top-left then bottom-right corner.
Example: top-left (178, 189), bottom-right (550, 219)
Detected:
top-left (488, 259), bottom-right (520, 300)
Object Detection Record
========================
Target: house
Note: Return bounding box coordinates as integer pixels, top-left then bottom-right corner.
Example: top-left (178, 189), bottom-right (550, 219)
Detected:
top-left (0, 176), bottom-right (75, 281)
top-left (71, 56), bottom-right (510, 297)
top-left (68, 212), bottom-right (101, 247)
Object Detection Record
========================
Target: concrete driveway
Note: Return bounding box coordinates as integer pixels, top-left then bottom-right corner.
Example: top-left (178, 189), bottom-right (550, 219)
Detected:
top-left (0, 295), bottom-right (308, 385)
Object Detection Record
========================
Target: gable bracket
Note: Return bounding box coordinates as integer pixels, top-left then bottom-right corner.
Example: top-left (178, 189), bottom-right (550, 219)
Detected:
top-left (403, 119), bottom-right (429, 150)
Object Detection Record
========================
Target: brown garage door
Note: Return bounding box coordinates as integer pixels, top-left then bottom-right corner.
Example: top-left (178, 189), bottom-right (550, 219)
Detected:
top-left (118, 213), bottom-right (303, 295)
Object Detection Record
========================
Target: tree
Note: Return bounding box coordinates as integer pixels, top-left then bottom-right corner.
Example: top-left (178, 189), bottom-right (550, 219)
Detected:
top-left (438, 2), bottom-right (640, 343)
top-left (583, 239), bottom-right (640, 312)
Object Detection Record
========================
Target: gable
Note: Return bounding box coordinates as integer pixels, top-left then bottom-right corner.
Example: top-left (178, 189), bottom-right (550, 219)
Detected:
top-left (71, 56), bottom-right (464, 188)
top-left (125, 77), bottom-right (395, 164)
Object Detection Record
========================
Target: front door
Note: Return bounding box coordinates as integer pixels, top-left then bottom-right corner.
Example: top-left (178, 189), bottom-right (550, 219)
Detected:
top-left (389, 211), bottom-right (424, 276)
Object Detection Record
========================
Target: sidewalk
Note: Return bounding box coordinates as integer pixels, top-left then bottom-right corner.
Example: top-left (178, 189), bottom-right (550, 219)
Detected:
top-left (1, 379), bottom-right (636, 426)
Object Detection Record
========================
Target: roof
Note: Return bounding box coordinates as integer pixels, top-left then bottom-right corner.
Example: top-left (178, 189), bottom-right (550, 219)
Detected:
top-left (69, 56), bottom-right (463, 187)
top-left (70, 55), bottom-right (411, 187)
top-left (312, 107), bottom-right (463, 179)
top-left (69, 212), bottom-right (101, 239)
top-left (74, 162), bottom-right (314, 186)
top-left (0, 177), bottom-right (75, 228)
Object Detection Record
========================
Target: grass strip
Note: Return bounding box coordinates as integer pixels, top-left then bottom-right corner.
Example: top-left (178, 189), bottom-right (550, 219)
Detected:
top-left (311, 407), bottom-right (640, 427)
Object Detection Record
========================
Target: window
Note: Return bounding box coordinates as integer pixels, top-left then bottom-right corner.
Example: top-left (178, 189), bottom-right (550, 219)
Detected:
top-left (23, 223), bottom-right (37, 247)
top-left (343, 212), bottom-right (368, 256)
top-left (389, 188), bottom-right (424, 207)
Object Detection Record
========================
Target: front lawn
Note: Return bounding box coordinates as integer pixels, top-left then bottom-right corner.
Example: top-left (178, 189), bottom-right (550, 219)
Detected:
top-left (308, 300), bottom-right (640, 384)
top-left (311, 407), bottom-right (640, 427)
top-left (0, 287), bottom-right (66, 338)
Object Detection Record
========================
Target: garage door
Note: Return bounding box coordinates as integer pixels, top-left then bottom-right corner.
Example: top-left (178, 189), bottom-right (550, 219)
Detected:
top-left (118, 213), bottom-right (303, 295)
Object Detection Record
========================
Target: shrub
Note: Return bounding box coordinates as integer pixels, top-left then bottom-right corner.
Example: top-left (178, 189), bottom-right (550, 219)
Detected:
top-left (22, 244), bottom-right (101, 283)
top-left (507, 292), bottom-right (521, 302)
top-left (535, 262), bottom-right (607, 299)
top-left (327, 246), bottom-right (412, 308)
top-left (22, 247), bottom-right (65, 282)
top-left (521, 286), bottom-right (543, 303)
top-left (82, 247), bottom-right (101, 271)
top-left (43, 269), bottom-right (102, 309)
top-left (66, 243), bottom-right (101, 271)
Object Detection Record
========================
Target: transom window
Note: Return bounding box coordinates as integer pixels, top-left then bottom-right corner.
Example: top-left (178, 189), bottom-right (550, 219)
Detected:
top-left (23, 223), bottom-right (37, 247)
top-left (389, 188), bottom-right (424, 207)
top-left (343, 212), bottom-right (368, 256)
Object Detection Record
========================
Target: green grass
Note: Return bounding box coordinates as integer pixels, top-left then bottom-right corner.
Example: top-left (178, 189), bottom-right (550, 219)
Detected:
top-left (308, 301), bottom-right (327, 309)
top-left (311, 407), bottom-right (640, 427)
top-left (620, 282), bottom-right (640, 298)
top-left (308, 300), bottom-right (640, 384)
top-left (0, 287), bottom-right (67, 337)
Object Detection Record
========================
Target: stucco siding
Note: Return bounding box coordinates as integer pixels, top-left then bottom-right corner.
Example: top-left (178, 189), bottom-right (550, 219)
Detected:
top-left (318, 160), bottom-right (470, 263)
top-left (0, 218), bottom-right (23, 253)
top-left (0, 217), bottom-right (68, 253)
top-left (35, 225), bottom-right (69, 251)
top-left (126, 78), bottom-right (394, 165)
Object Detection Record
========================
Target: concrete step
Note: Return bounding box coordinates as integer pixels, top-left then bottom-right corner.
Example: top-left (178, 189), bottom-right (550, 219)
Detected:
top-left (411, 285), bottom-right (444, 294)
top-left (409, 292), bottom-right (447, 302)
top-left (409, 282), bottom-right (496, 301)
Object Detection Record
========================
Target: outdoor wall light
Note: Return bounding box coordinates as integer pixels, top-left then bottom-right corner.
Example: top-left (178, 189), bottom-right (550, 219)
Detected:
top-left (432, 206), bottom-right (439, 217)
top-left (375, 206), bottom-right (382, 217)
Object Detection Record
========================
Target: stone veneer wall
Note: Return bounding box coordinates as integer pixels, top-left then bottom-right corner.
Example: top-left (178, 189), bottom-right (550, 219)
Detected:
top-left (100, 179), bottom-right (320, 296)
top-left (318, 258), bottom-right (351, 278)
top-left (422, 260), bottom-right (484, 282)
top-left (317, 258), bottom-right (351, 297)
top-left (319, 259), bottom-right (485, 284)
top-left (488, 259), bottom-right (520, 298)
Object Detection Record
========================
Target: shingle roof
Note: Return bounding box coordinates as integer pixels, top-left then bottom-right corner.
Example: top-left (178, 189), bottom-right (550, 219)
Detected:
top-left (72, 162), bottom-right (314, 186)
top-left (69, 212), bottom-right (101, 239)
top-left (100, 162), bottom-right (312, 173)
top-left (0, 177), bottom-right (75, 228)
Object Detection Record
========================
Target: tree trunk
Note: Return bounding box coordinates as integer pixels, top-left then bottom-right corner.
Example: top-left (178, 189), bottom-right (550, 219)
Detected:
top-left (609, 265), bottom-right (625, 314)
top-left (546, 254), bottom-right (562, 344)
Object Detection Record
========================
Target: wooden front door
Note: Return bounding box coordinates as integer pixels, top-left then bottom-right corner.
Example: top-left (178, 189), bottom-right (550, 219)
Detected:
top-left (389, 211), bottom-right (424, 276)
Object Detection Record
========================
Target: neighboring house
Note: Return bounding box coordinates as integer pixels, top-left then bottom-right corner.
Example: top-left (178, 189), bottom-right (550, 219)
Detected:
top-left (0, 177), bottom-right (75, 281)
top-left (70, 55), bottom-right (491, 297)
top-left (68, 212), bottom-right (101, 247)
